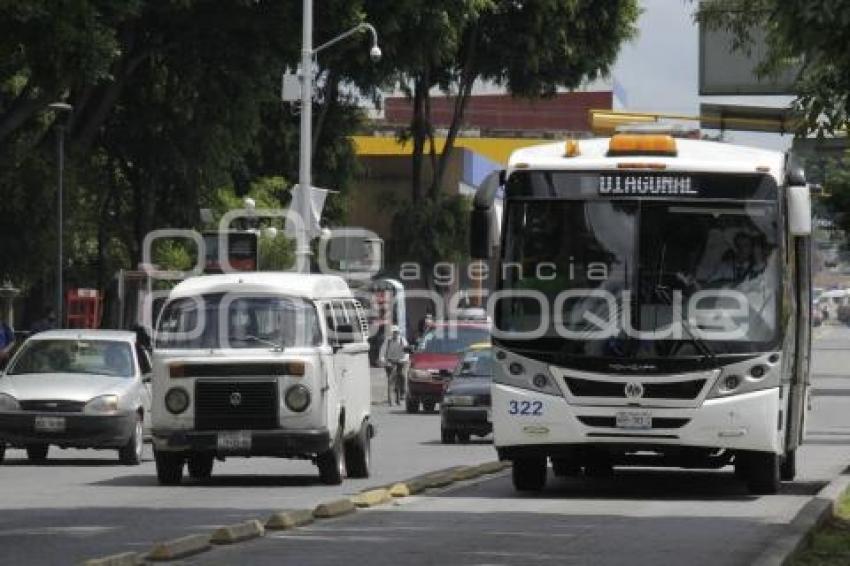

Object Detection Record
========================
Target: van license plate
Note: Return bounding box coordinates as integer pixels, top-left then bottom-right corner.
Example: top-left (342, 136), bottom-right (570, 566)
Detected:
top-left (34, 416), bottom-right (66, 432)
top-left (217, 431), bottom-right (251, 452)
top-left (615, 411), bottom-right (652, 430)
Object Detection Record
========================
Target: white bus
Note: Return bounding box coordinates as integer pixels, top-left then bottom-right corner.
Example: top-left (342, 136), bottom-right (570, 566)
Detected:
top-left (470, 133), bottom-right (813, 494)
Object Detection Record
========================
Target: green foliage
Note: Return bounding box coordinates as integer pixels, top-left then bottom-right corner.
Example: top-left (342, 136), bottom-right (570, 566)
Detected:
top-left (822, 157), bottom-right (850, 235)
top-left (389, 195), bottom-right (471, 269)
top-left (151, 240), bottom-right (194, 272)
top-left (698, 0), bottom-right (850, 136)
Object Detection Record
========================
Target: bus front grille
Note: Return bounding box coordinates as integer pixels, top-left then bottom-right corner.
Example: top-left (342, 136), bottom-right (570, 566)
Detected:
top-left (195, 381), bottom-right (278, 430)
top-left (564, 377), bottom-right (706, 400)
top-left (577, 416), bottom-right (690, 429)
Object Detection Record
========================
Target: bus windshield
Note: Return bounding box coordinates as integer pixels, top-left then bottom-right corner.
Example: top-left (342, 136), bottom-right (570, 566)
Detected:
top-left (496, 172), bottom-right (781, 361)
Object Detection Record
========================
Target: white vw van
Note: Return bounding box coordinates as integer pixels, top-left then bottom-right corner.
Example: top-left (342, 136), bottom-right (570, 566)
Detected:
top-left (150, 273), bottom-right (372, 485)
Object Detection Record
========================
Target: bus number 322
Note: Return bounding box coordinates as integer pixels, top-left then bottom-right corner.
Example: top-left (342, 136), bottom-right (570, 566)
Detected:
top-left (508, 400), bottom-right (543, 416)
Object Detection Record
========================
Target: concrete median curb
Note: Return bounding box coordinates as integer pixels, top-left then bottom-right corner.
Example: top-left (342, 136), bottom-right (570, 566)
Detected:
top-left (751, 475), bottom-right (850, 566)
top-left (451, 466), bottom-right (483, 482)
top-left (80, 552), bottom-right (143, 566)
top-left (350, 488), bottom-right (393, 508)
top-left (146, 534), bottom-right (211, 561)
top-left (210, 519), bottom-right (265, 545)
top-left (314, 498), bottom-right (357, 519)
top-left (476, 460), bottom-right (512, 474)
top-left (265, 509), bottom-right (315, 531)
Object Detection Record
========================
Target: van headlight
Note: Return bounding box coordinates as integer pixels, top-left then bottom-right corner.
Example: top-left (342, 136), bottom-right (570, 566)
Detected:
top-left (285, 385), bottom-right (311, 412)
top-left (0, 393), bottom-right (20, 412)
top-left (164, 388), bottom-right (190, 414)
top-left (84, 395), bottom-right (120, 415)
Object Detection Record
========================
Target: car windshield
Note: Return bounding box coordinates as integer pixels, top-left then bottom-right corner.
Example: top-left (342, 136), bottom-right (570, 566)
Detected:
top-left (454, 349), bottom-right (495, 378)
top-left (156, 293), bottom-right (322, 350)
top-left (418, 326), bottom-right (490, 354)
top-left (8, 339), bottom-right (135, 378)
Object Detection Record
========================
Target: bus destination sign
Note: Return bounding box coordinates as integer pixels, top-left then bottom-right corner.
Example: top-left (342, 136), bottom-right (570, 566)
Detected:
top-left (598, 174), bottom-right (698, 196)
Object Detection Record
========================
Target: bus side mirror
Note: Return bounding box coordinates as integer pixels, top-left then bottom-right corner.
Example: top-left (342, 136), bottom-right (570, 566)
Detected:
top-left (470, 207), bottom-right (492, 259)
top-left (788, 185), bottom-right (812, 236)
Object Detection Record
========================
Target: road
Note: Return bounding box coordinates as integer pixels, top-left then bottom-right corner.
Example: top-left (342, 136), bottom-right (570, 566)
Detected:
top-left (2, 327), bottom-right (850, 565)
top-left (192, 325), bottom-right (850, 566)
top-left (0, 368), bottom-right (494, 564)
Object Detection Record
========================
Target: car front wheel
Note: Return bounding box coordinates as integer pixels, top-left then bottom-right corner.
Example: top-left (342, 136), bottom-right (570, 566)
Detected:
top-left (187, 453), bottom-right (214, 480)
top-left (118, 414), bottom-right (144, 465)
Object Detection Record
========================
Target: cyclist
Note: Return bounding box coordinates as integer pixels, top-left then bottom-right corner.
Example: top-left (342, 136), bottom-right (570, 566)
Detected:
top-left (379, 325), bottom-right (409, 405)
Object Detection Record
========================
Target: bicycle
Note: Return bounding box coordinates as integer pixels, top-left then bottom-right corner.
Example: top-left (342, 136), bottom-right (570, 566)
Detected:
top-left (385, 361), bottom-right (407, 405)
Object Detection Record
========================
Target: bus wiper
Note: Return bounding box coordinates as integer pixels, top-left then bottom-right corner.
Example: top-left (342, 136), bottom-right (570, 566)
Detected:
top-left (244, 335), bottom-right (285, 352)
top-left (655, 285), bottom-right (716, 365)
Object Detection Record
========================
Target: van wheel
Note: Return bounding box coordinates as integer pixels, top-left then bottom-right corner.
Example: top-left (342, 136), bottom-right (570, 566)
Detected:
top-left (744, 451), bottom-right (780, 495)
top-left (318, 427), bottom-right (345, 485)
top-left (26, 444), bottom-right (49, 462)
top-left (344, 424), bottom-right (371, 479)
top-left (0, 443), bottom-right (6, 464)
top-left (405, 398), bottom-right (419, 414)
top-left (187, 453), bottom-right (215, 480)
top-left (423, 401), bottom-right (436, 413)
top-left (457, 432), bottom-right (471, 444)
top-left (155, 449), bottom-right (184, 485)
top-left (118, 414), bottom-right (144, 465)
top-left (780, 449), bottom-right (796, 481)
top-left (441, 428), bottom-right (456, 444)
top-left (512, 457), bottom-right (547, 492)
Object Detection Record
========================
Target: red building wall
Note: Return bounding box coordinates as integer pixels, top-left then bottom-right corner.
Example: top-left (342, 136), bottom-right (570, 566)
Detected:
top-left (384, 91), bottom-right (612, 132)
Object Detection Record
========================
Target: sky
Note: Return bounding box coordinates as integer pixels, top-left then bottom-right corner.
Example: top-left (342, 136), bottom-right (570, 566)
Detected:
top-left (611, 0), bottom-right (794, 151)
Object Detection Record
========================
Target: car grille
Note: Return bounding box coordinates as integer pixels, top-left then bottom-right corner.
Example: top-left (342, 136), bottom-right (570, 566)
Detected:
top-left (194, 381), bottom-right (278, 430)
top-left (20, 400), bottom-right (85, 413)
top-left (182, 363), bottom-right (293, 378)
top-left (564, 377), bottom-right (706, 400)
top-left (577, 416), bottom-right (690, 429)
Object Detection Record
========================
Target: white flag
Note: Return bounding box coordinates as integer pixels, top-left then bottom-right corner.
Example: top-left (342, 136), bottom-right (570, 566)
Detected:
top-left (285, 184), bottom-right (329, 239)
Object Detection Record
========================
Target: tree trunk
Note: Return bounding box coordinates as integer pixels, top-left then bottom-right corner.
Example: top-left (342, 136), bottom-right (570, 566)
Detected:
top-left (312, 69), bottom-right (339, 158)
top-left (410, 75), bottom-right (427, 203)
top-left (434, 24), bottom-right (480, 195)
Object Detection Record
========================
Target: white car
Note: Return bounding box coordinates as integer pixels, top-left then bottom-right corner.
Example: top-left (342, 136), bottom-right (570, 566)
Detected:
top-left (0, 330), bottom-right (152, 464)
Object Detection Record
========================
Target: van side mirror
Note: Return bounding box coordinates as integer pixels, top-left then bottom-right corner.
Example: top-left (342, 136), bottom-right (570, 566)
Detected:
top-left (331, 323), bottom-right (356, 350)
top-left (788, 185), bottom-right (812, 236)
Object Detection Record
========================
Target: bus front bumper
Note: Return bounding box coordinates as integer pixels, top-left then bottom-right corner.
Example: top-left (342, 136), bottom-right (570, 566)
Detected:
top-left (492, 383), bottom-right (782, 457)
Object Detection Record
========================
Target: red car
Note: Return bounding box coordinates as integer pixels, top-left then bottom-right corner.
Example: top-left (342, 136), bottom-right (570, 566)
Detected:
top-left (405, 322), bottom-right (490, 413)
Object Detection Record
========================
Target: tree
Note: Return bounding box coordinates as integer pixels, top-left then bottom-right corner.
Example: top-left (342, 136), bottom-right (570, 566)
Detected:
top-left (697, 0), bottom-right (850, 136)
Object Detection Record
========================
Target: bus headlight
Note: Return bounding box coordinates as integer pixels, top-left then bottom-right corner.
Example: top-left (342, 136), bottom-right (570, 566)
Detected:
top-left (707, 354), bottom-right (780, 399)
top-left (495, 354), bottom-right (561, 396)
top-left (285, 385), bottom-right (311, 412)
top-left (165, 388), bottom-right (190, 414)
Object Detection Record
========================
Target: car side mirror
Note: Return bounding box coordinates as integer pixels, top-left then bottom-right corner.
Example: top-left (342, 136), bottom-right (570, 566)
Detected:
top-left (470, 207), bottom-right (492, 260)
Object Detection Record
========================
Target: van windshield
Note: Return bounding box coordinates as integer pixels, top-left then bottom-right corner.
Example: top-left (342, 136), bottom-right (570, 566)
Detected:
top-left (155, 293), bottom-right (322, 350)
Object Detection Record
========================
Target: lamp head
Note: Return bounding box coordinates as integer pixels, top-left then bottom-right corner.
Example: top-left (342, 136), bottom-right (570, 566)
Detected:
top-left (369, 45), bottom-right (382, 63)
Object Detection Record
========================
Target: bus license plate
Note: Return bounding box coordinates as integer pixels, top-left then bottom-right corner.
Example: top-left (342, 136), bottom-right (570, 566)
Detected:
top-left (615, 411), bottom-right (652, 430)
top-left (217, 431), bottom-right (251, 452)
top-left (34, 416), bottom-right (66, 432)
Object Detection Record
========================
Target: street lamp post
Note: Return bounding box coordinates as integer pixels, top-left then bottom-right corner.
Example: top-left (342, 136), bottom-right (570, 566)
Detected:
top-left (298, 0), bottom-right (380, 273)
top-left (49, 102), bottom-right (72, 327)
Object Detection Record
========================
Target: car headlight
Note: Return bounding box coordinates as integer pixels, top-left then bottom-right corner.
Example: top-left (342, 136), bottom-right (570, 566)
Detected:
top-left (83, 394), bottom-right (120, 415)
top-left (285, 384), bottom-right (311, 412)
top-left (408, 369), bottom-right (431, 381)
top-left (443, 395), bottom-right (474, 406)
top-left (164, 387), bottom-right (190, 414)
top-left (0, 393), bottom-right (20, 412)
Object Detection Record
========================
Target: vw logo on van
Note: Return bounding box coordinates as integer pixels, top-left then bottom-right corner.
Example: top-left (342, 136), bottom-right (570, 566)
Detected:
top-left (624, 382), bottom-right (644, 400)
top-left (229, 392), bottom-right (243, 407)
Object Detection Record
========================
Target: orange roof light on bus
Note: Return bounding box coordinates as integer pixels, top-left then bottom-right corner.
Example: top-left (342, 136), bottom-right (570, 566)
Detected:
top-left (607, 134), bottom-right (677, 157)
top-left (564, 139), bottom-right (580, 158)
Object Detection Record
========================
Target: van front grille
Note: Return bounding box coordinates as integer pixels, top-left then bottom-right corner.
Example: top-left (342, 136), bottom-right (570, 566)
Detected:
top-left (194, 381), bottom-right (278, 430)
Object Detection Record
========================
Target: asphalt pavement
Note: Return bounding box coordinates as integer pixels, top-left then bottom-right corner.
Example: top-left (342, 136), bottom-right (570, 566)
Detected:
top-left (189, 324), bottom-right (850, 566)
top-left (0, 368), bottom-right (494, 564)
top-left (3, 327), bottom-right (850, 565)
